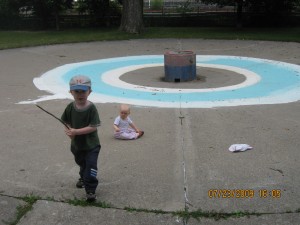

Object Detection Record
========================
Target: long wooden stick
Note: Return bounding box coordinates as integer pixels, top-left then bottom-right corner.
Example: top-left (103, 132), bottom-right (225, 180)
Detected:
top-left (36, 104), bottom-right (70, 130)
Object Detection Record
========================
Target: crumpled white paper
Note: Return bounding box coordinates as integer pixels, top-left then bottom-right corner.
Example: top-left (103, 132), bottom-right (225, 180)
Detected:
top-left (228, 144), bottom-right (253, 152)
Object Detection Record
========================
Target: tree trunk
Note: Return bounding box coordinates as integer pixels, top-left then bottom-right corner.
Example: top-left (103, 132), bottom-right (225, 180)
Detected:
top-left (54, 11), bottom-right (60, 31)
top-left (119, 0), bottom-right (144, 34)
top-left (236, 0), bottom-right (243, 29)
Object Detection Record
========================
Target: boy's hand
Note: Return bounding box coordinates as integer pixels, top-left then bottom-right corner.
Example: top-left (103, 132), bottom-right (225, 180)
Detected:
top-left (65, 127), bottom-right (76, 139)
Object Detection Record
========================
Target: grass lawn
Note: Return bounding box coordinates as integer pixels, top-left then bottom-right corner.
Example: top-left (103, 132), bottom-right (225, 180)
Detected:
top-left (0, 27), bottom-right (300, 50)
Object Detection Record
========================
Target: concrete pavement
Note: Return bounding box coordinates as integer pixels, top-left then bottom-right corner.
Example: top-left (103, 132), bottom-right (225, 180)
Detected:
top-left (0, 39), bottom-right (299, 224)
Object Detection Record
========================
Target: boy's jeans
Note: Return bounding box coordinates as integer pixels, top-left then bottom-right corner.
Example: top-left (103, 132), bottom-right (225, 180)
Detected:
top-left (72, 145), bottom-right (101, 194)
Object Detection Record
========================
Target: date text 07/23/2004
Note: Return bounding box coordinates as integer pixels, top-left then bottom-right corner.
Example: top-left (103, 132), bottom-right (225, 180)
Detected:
top-left (208, 189), bottom-right (282, 199)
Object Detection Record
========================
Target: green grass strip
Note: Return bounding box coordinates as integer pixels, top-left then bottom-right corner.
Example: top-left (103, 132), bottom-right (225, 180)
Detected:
top-left (3, 195), bottom-right (40, 225)
top-left (0, 27), bottom-right (300, 50)
top-left (67, 197), bottom-right (113, 208)
top-left (173, 208), bottom-right (261, 221)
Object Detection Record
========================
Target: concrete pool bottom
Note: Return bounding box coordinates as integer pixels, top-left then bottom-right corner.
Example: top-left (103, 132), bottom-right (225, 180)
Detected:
top-left (120, 66), bottom-right (247, 89)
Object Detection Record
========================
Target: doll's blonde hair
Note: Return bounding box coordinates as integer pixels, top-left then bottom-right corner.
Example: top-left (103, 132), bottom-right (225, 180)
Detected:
top-left (120, 104), bottom-right (130, 114)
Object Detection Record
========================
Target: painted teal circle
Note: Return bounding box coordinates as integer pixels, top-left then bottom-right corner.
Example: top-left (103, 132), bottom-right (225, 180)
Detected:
top-left (62, 55), bottom-right (300, 103)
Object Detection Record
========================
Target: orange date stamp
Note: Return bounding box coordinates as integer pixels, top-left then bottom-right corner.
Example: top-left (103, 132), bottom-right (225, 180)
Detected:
top-left (208, 189), bottom-right (281, 198)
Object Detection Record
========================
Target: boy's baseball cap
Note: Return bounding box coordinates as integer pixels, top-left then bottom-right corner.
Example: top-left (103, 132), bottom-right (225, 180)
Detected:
top-left (69, 75), bottom-right (91, 91)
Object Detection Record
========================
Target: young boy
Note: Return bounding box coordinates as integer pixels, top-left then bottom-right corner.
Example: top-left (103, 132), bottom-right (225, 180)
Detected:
top-left (61, 75), bottom-right (101, 202)
top-left (113, 104), bottom-right (144, 140)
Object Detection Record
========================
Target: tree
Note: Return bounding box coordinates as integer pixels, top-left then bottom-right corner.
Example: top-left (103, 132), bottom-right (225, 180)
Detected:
top-left (51, 0), bottom-right (74, 30)
top-left (10, 0), bottom-right (73, 30)
top-left (0, 0), bottom-right (30, 16)
top-left (119, 0), bottom-right (144, 34)
top-left (201, 0), bottom-right (300, 27)
top-left (83, 0), bottom-right (110, 26)
top-left (236, 0), bottom-right (243, 28)
top-left (201, 0), bottom-right (242, 27)
top-left (30, 1), bottom-right (53, 29)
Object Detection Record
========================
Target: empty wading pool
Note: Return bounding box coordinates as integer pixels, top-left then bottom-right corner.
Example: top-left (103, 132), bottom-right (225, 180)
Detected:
top-left (164, 51), bottom-right (196, 82)
top-left (21, 55), bottom-right (300, 108)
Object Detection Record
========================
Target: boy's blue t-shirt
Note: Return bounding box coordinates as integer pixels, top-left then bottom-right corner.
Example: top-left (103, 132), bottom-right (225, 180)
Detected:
top-left (61, 102), bottom-right (100, 151)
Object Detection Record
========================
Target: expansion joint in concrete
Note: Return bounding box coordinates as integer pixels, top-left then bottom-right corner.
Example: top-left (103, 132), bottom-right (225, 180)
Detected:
top-left (178, 98), bottom-right (192, 224)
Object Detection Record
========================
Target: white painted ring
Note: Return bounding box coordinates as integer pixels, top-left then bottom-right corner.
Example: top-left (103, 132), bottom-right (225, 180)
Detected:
top-left (101, 63), bottom-right (261, 93)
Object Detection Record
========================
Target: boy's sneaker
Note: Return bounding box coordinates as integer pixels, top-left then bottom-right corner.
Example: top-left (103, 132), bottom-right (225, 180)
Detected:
top-left (76, 178), bottom-right (84, 188)
top-left (86, 192), bottom-right (97, 202)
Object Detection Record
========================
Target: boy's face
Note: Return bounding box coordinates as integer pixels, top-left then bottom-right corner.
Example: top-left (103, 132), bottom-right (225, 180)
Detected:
top-left (70, 89), bottom-right (91, 106)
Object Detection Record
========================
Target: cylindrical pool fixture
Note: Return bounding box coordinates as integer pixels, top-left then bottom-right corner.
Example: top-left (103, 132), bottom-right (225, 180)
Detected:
top-left (164, 50), bottom-right (196, 82)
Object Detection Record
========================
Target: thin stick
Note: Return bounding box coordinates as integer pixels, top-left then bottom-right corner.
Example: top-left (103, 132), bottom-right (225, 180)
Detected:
top-left (36, 104), bottom-right (70, 130)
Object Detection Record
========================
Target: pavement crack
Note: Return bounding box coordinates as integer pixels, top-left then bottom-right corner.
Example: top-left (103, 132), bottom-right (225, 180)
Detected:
top-left (178, 94), bottom-right (192, 225)
top-left (1, 193), bottom-right (300, 224)
top-left (269, 167), bottom-right (284, 176)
